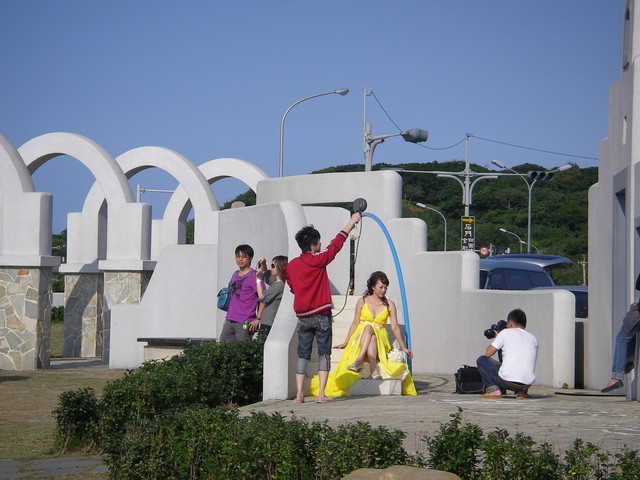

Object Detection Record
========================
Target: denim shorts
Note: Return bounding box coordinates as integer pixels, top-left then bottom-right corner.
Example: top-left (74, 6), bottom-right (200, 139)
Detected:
top-left (296, 314), bottom-right (332, 361)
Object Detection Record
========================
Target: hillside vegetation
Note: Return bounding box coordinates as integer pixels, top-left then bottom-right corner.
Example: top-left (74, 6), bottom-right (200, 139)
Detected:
top-left (220, 160), bottom-right (597, 284)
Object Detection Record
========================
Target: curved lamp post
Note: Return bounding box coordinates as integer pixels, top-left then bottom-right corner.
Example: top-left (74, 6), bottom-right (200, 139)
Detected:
top-left (499, 227), bottom-right (523, 252)
top-left (279, 88), bottom-right (349, 177)
top-left (492, 160), bottom-right (572, 252)
top-left (364, 126), bottom-right (429, 171)
top-left (416, 202), bottom-right (447, 251)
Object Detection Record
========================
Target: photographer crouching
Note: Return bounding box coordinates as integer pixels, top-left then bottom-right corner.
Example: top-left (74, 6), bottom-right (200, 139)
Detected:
top-left (476, 308), bottom-right (538, 399)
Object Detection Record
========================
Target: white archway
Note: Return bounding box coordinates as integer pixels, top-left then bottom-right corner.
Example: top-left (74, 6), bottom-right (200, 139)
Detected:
top-left (18, 132), bottom-right (151, 268)
top-left (0, 134), bottom-right (54, 263)
top-left (65, 146), bottom-right (221, 269)
top-left (152, 158), bottom-right (268, 257)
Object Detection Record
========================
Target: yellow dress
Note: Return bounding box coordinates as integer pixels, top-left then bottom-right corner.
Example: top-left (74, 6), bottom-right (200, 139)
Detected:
top-left (308, 303), bottom-right (417, 396)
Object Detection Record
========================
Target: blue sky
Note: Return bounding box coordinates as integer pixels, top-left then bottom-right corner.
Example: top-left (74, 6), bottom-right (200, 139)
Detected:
top-left (0, 1), bottom-right (624, 233)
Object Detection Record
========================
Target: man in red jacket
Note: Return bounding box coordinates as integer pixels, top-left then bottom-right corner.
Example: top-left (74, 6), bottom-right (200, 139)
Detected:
top-left (286, 212), bottom-right (361, 403)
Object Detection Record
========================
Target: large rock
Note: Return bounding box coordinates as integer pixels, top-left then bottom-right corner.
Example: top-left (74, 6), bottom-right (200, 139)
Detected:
top-left (342, 465), bottom-right (461, 479)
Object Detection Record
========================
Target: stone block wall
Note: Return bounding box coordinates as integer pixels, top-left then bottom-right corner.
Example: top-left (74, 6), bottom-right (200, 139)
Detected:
top-left (63, 273), bottom-right (104, 358)
top-left (0, 267), bottom-right (52, 370)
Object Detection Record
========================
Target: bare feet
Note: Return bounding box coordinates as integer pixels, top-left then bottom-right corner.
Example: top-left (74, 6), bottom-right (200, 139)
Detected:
top-left (294, 395), bottom-right (305, 404)
top-left (481, 390), bottom-right (502, 398)
top-left (316, 396), bottom-right (335, 403)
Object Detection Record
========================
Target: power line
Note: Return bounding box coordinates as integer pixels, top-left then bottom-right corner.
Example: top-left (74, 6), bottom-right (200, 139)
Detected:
top-left (369, 90), bottom-right (403, 132)
top-left (367, 90), bottom-right (599, 160)
top-left (471, 135), bottom-right (597, 160)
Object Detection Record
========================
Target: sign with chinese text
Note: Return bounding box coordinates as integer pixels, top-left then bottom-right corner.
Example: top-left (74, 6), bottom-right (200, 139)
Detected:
top-left (461, 216), bottom-right (475, 251)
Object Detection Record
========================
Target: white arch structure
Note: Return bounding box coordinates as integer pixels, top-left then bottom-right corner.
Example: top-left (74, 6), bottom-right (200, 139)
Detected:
top-left (152, 158), bottom-right (268, 257)
top-left (18, 132), bottom-right (151, 270)
top-left (0, 134), bottom-right (56, 265)
top-left (64, 146), bottom-right (223, 270)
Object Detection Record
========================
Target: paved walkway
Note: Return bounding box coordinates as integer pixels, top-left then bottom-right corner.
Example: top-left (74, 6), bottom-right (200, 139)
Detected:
top-left (1, 373), bottom-right (639, 478)
top-left (239, 375), bottom-right (640, 456)
top-left (0, 456), bottom-right (107, 479)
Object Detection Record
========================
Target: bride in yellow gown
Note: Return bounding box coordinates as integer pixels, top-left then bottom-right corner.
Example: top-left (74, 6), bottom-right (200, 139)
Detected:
top-left (309, 271), bottom-right (417, 397)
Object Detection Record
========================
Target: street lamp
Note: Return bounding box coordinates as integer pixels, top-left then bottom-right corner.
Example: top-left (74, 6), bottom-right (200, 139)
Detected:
top-left (491, 160), bottom-right (573, 252)
top-left (279, 88), bottom-right (349, 177)
top-left (499, 227), bottom-right (523, 253)
top-left (364, 125), bottom-right (429, 171)
top-left (362, 87), bottom-right (428, 171)
top-left (416, 202), bottom-right (447, 251)
top-left (389, 135), bottom-right (497, 216)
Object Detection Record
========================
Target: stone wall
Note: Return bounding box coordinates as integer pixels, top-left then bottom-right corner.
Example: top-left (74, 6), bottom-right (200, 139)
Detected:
top-left (63, 273), bottom-right (104, 358)
top-left (0, 267), bottom-right (52, 369)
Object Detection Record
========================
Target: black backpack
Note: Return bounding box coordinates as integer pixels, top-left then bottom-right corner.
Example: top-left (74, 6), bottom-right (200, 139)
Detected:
top-left (454, 365), bottom-right (485, 394)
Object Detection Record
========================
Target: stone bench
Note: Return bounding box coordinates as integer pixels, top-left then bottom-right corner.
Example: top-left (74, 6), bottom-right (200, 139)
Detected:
top-left (137, 337), bottom-right (215, 362)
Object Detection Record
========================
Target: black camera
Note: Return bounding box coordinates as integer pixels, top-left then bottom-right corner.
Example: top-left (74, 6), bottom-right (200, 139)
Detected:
top-left (483, 320), bottom-right (507, 339)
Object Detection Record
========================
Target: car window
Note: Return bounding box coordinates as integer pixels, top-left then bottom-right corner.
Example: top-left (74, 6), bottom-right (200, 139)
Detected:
top-left (479, 271), bottom-right (488, 288)
top-left (487, 271), bottom-right (507, 289)
top-left (504, 270), bottom-right (530, 290)
top-left (529, 272), bottom-right (554, 288)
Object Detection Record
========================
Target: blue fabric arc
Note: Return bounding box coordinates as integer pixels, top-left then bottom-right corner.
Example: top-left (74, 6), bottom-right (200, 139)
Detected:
top-left (362, 212), bottom-right (412, 373)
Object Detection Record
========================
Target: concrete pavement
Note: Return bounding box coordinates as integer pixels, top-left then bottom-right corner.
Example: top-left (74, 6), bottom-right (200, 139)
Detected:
top-left (240, 374), bottom-right (640, 456)
top-left (0, 455), bottom-right (107, 479)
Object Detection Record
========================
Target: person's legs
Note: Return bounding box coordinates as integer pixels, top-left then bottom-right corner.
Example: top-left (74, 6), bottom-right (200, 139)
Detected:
top-left (220, 321), bottom-right (236, 343)
top-left (350, 325), bottom-right (373, 370)
top-left (295, 318), bottom-right (314, 403)
top-left (612, 327), bottom-right (636, 380)
top-left (314, 314), bottom-right (333, 401)
top-left (367, 333), bottom-right (380, 378)
top-left (234, 323), bottom-right (251, 341)
top-left (603, 323), bottom-right (639, 391)
top-left (295, 373), bottom-right (306, 403)
top-left (476, 355), bottom-right (502, 395)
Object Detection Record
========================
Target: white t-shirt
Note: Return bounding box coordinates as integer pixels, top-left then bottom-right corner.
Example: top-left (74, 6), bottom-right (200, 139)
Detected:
top-left (491, 327), bottom-right (538, 385)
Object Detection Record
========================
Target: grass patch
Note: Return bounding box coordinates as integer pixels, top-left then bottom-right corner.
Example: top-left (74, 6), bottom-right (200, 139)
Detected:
top-left (0, 366), bottom-right (125, 460)
top-left (50, 321), bottom-right (63, 358)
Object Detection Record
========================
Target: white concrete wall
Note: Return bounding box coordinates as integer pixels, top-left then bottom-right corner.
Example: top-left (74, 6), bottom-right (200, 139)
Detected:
top-left (588, 0), bottom-right (640, 397)
top-left (106, 171), bottom-right (577, 393)
top-left (109, 244), bottom-right (219, 368)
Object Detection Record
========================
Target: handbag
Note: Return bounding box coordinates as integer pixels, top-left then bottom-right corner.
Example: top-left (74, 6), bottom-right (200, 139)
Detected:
top-left (216, 270), bottom-right (254, 311)
top-left (387, 340), bottom-right (407, 363)
top-left (454, 365), bottom-right (485, 394)
top-left (217, 286), bottom-right (232, 311)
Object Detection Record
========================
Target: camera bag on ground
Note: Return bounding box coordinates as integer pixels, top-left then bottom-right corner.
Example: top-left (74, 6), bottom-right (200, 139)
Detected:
top-left (454, 365), bottom-right (485, 394)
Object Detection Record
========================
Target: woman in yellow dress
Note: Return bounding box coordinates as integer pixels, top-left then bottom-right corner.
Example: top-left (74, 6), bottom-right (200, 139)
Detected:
top-left (309, 271), bottom-right (417, 397)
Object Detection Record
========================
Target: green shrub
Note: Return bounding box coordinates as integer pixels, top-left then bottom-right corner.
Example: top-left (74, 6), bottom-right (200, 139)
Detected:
top-left (482, 429), bottom-right (560, 480)
top-left (610, 446), bottom-right (640, 479)
top-left (562, 439), bottom-right (612, 480)
top-left (315, 421), bottom-right (423, 478)
top-left (53, 338), bottom-right (265, 453)
top-left (103, 406), bottom-right (421, 480)
top-left (424, 407), bottom-right (483, 477)
top-left (52, 386), bottom-right (100, 453)
top-left (424, 409), bottom-right (640, 480)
